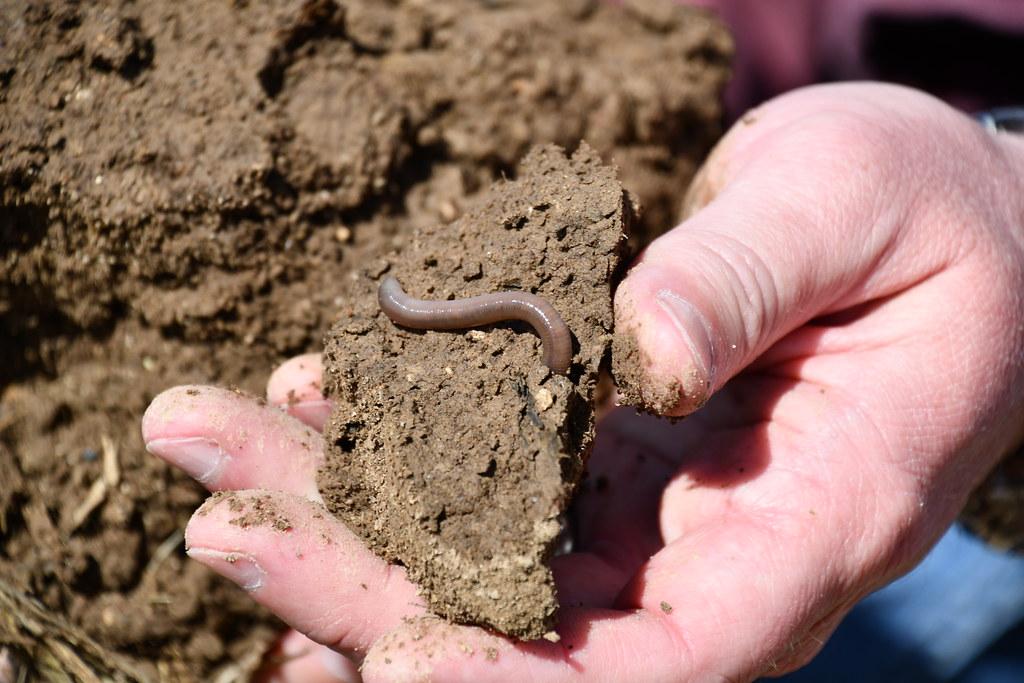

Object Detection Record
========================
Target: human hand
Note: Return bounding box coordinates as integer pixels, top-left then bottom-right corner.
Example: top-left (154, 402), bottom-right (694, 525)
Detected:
top-left (143, 82), bottom-right (1024, 681)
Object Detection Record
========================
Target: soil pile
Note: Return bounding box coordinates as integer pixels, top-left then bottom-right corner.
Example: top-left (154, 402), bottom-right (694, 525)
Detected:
top-left (0, 0), bottom-right (730, 678)
top-left (320, 144), bottom-right (632, 639)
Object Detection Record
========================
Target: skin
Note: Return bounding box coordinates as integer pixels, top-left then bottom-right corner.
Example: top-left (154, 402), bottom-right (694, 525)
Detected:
top-left (377, 275), bottom-right (574, 375)
top-left (143, 83), bottom-right (1024, 682)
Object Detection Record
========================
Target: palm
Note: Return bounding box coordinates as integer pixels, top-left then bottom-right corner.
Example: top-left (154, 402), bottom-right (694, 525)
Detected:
top-left (565, 304), bottom-right (962, 677)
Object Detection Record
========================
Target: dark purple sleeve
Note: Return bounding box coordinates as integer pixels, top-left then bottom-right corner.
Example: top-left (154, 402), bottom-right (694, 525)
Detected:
top-left (689, 0), bottom-right (1024, 116)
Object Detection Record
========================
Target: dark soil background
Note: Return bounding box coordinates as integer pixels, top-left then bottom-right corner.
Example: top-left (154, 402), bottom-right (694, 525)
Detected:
top-left (0, 0), bottom-right (730, 679)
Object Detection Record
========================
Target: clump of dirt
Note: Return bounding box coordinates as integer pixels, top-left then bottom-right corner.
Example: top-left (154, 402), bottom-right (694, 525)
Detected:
top-left (612, 324), bottom-right (689, 415)
top-left (320, 144), bottom-right (632, 639)
top-left (1, 0), bottom-right (730, 677)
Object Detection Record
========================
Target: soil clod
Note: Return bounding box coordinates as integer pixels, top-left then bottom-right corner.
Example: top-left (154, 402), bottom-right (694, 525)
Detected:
top-left (320, 145), bottom-right (632, 639)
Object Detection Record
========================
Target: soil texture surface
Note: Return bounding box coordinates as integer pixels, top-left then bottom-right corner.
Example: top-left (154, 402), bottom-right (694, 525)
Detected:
top-left (320, 144), bottom-right (633, 639)
top-left (0, 0), bottom-right (730, 678)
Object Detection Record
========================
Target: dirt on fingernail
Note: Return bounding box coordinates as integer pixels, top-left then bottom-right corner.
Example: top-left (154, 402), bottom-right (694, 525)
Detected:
top-left (612, 321), bottom-right (680, 415)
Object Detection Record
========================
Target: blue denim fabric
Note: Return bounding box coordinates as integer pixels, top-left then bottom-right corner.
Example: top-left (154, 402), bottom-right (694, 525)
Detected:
top-left (775, 524), bottom-right (1024, 682)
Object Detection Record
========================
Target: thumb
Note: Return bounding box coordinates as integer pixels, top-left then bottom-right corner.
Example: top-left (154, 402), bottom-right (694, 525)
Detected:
top-left (612, 83), bottom-right (979, 415)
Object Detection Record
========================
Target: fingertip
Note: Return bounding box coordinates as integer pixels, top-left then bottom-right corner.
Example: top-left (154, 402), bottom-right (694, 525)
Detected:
top-left (141, 384), bottom-right (214, 441)
top-left (142, 385), bottom-right (323, 495)
top-left (613, 265), bottom-right (712, 416)
top-left (187, 546), bottom-right (267, 593)
top-left (184, 491), bottom-right (309, 596)
top-left (268, 354), bottom-right (333, 430)
top-left (184, 490), bottom-right (423, 652)
top-left (268, 353), bottom-right (325, 406)
top-left (183, 492), bottom-right (235, 550)
top-left (184, 490), bottom-right (304, 554)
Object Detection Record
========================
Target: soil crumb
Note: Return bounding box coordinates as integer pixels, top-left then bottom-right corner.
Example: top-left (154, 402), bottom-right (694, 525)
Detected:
top-left (320, 144), bottom-right (633, 639)
top-left (220, 493), bottom-right (294, 533)
top-left (612, 324), bottom-right (688, 415)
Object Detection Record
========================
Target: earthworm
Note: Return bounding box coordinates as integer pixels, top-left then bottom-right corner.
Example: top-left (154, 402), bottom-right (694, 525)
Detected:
top-left (378, 275), bottom-right (573, 375)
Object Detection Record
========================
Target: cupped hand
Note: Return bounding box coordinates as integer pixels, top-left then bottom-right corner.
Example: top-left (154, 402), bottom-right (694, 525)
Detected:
top-left (142, 82), bottom-right (1024, 682)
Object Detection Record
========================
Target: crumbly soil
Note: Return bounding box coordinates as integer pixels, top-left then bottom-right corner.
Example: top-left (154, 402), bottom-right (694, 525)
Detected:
top-left (612, 322), bottom-right (691, 415)
top-left (320, 144), bottom-right (633, 639)
top-left (0, 0), bottom-right (729, 678)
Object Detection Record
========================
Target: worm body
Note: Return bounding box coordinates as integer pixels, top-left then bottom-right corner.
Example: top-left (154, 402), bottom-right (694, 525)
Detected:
top-left (378, 275), bottom-right (573, 375)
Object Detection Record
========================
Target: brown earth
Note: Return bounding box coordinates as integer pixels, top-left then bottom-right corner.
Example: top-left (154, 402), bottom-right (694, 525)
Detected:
top-left (320, 143), bottom-right (633, 639)
top-left (0, 0), bottom-right (730, 679)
